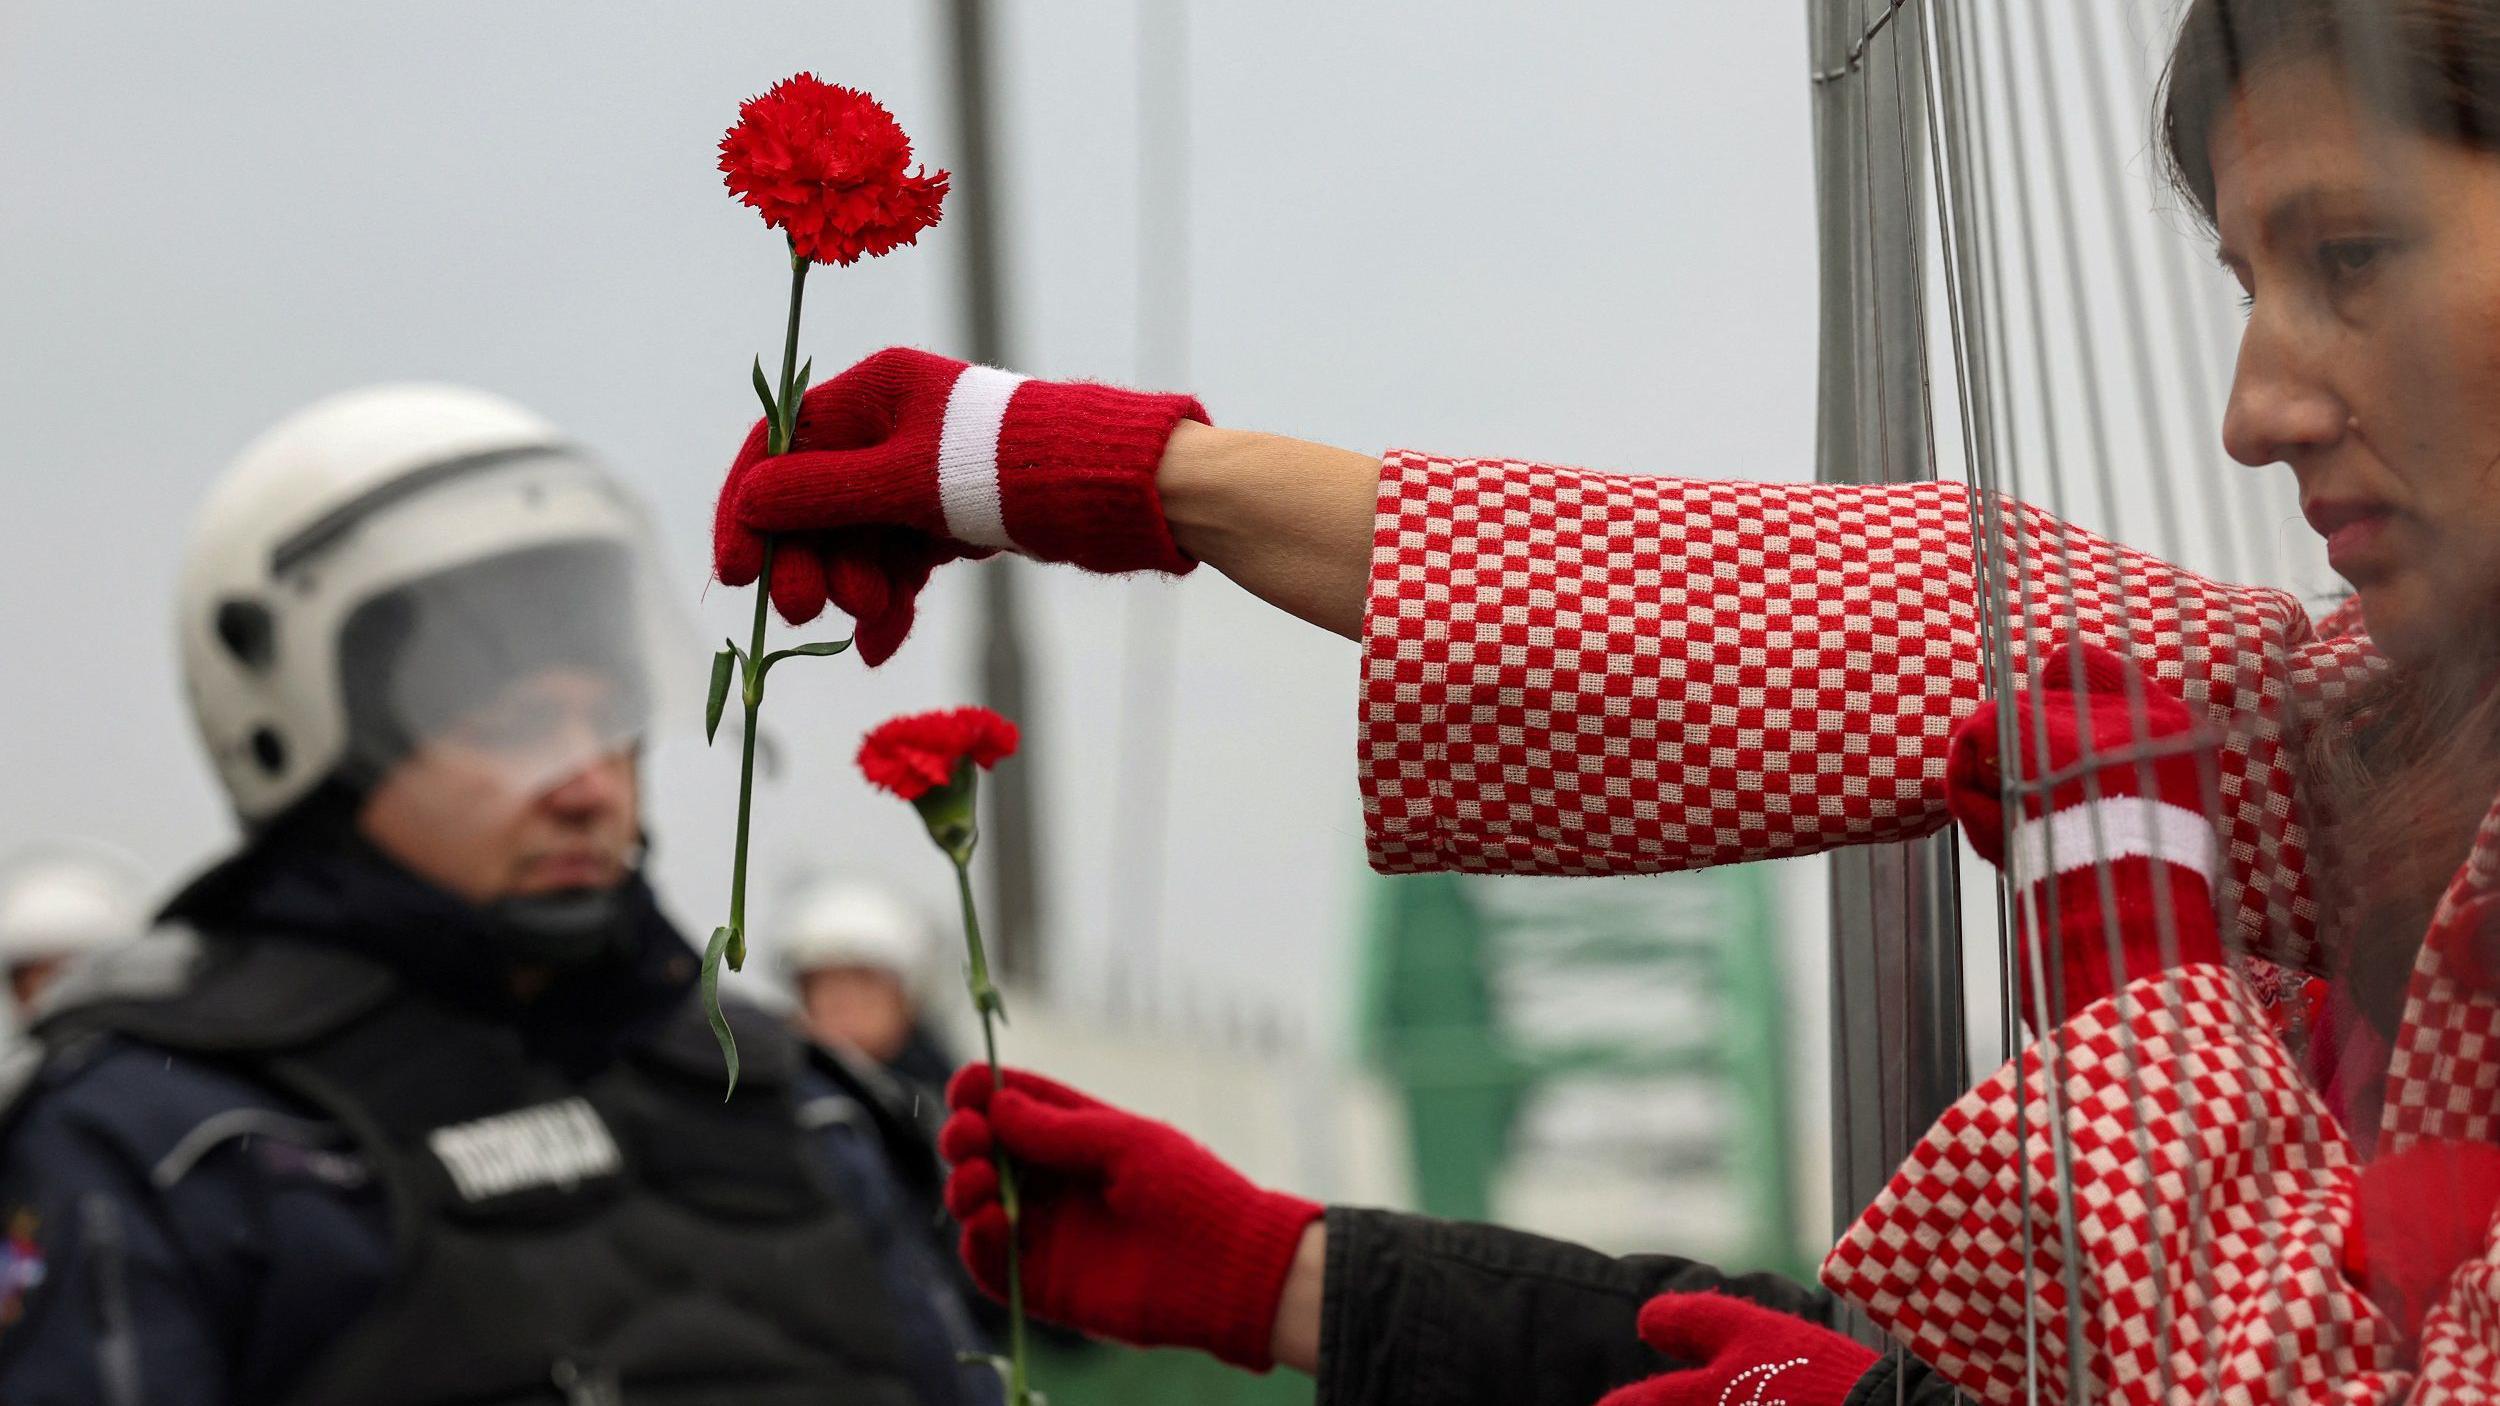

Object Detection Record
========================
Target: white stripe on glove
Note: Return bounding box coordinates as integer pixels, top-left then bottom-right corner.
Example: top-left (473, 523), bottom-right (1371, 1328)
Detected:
top-left (935, 365), bottom-right (1028, 550)
top-left (2008, 795), bottom-right (2216, 890)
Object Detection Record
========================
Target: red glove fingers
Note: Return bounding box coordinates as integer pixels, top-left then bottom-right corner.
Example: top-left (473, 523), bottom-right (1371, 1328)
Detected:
top-left (736, 439), bottom-right (953, 544)
top-left (937, 1064), bottom-right (1320, 1371)
top-left (712, 410), bottom-right (779, 592)
top-left (849, 533), bottom-right (958, 667)
top-left (714, 353), bottom-right (944, 638)
top-left (767, 534), bottom-right (834, 626)
top-left (723, 349), bottom-right (956, 570)
top-left (1594, 1293), bottom-right (1876, 1406)
top-left (1945, 638), bottom-right (2223, 1027)
top-left (938, 1078), bottom-right (1016, 1297)
top-left (821, 534), bottom-right (895, 624)
top-left (940, 1064), bottom-right (1159, 1294)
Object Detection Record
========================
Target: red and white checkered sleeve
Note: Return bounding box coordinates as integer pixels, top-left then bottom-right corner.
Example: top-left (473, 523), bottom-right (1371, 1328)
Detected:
top-left (1819, 966), bottom-right (2409, 1405)
top-left (1357, 451), bottom-right (2320, 883)
top-left (2413, 1240), bottom-right (2500, 1400)
top-left (2410, 1225), bottom-right (2500, 1390)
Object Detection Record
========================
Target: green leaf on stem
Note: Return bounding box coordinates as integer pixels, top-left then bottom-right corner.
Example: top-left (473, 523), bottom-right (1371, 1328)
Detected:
top-left (759, 637), bottom-right (853, 678)
top-left (702, 923), bottom-right (741, 1098)
top-left (778, 389), bottom-right (801, 449)
top-left (777, 356), bottom-right (813, 452)
top-left (966, 981), bottom-right (1010, 1027)
top-left (751, 356), bottom-right (777, 426)
top-left (705, 645), bottom-right (738, 744)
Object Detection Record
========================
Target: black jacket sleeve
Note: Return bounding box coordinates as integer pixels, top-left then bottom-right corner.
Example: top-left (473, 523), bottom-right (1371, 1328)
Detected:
top-left (1841, 1352), bottom-right (1971, 1405)
top-left (1312, 1206), bottom-right (1841, 1406)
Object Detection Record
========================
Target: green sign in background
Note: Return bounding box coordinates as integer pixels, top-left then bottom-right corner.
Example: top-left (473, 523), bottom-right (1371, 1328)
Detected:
top-left (1359, 865), bottom-right (1806, 1280)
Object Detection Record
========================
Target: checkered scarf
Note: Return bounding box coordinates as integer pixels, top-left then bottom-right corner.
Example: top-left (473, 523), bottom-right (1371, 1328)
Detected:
top-left (1821, 853), bottom-right (2500, 1406)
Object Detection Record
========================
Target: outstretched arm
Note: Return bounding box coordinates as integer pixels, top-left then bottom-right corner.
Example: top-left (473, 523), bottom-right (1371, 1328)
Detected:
top-left (1308, 1207), bottom-right (1837, 1406)
top-left (1156, 424), bottom-right (2350, 986)
top-left (711, 352), bottom-right (2349, 965)
top-left (937, 1065), bottom-right (1846, 1403)
top-left (1350, 450), bottom-right (2347, 975)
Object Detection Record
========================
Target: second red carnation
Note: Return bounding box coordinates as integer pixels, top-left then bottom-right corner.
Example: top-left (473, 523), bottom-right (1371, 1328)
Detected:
top-left (858, 706), bottom-right (1020, 801)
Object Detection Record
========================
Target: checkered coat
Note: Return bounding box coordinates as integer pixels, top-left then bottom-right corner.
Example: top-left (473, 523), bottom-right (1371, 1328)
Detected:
top-left (1356, 452), bottom-right (2500, 1401)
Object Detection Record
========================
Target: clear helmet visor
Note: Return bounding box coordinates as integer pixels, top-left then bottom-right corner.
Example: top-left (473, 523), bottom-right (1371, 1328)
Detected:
top-left (319, 452), bottom-right (699, 812)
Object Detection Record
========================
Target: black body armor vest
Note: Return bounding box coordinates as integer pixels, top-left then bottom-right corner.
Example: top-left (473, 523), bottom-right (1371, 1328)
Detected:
top-left (52, 937), bottom-right (924, 1406)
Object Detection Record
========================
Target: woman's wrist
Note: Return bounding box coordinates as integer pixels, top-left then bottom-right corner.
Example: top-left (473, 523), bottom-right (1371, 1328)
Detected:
top-left (1154, 417), bottom-right (1240, 560)
top-left (1155, 421), bottom-right (1382, 639)
top-left (1267, 1219), bottom-right (1328, 1375)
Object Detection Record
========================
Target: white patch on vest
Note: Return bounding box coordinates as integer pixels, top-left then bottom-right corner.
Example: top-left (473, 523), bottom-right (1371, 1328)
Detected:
top-left (426, 1097), bottom-right (622, 1201)
top-left (934, 364), bottom-right (1026, 550)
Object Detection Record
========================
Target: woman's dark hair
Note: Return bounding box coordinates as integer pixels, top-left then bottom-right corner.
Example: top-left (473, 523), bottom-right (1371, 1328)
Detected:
top-left (2159, 0), bottom-right (2500, 1021)
top-left (2162, 0), bottom-right (2500, 227)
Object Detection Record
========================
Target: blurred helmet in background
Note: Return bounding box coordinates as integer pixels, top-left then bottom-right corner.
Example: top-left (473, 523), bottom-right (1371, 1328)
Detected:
top-left (178, 384), bottom-right (689, 826)
top-left (775, 876), bottom-right (941, 997)
top-left (0, 839), bottom-right (151, 975)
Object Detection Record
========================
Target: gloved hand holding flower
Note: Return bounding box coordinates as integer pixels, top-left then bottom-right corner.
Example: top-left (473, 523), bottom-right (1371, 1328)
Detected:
top-left (713, 346), bottom-right (1209, 662)
top-left (939, 1065), bottom-right (1322, 1372)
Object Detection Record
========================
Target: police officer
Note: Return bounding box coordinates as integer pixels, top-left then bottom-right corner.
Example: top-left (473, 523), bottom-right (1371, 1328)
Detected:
top-left (774, 875), bottom-right (957, 1099)
top-left (0, 386), bottom-right (999, 1406)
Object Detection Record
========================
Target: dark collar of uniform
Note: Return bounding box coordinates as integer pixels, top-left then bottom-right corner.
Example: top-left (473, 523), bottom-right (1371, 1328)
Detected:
top-left (160, 823), bottom-right (696, 1078)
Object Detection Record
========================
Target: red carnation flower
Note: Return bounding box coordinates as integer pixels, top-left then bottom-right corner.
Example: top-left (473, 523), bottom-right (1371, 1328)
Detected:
top-left (858, 706), bottom-right (1020, 802)
top-left (720, 73), bottom-right (949, 266)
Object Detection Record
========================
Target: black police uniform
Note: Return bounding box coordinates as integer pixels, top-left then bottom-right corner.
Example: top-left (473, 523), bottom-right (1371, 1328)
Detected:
top-left (0, 832), bottom-right (999, 1406)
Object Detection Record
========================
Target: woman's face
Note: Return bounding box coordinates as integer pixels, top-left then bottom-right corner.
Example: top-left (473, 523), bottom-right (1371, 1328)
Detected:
top-left (2213, 57), bottom-right (2500, 666)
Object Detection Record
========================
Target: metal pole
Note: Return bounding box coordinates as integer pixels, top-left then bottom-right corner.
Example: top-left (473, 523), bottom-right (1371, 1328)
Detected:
top-left (944, 0), bottom-right (1044, 987)
top-left (1106, 0), bottom-right (1190, 1025)
top-left (1807, 0), bottom-right (1968, 1297)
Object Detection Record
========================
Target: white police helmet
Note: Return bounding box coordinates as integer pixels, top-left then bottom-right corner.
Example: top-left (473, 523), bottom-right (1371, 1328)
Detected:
top-left (0, 839), bottom-right (152, 970)
top-left (178, 385), bottom-right (687, 824)
top-left (774, 876), bottom-right (941, 999)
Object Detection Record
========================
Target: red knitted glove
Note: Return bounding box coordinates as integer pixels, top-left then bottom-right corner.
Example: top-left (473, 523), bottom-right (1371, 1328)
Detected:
top-left (939, 1065), bottom-right (1322, 1371)
top-left (714, 346), bottom-right (1208, 663)
top-left (1593, 1293), bottom-right (1876, 1406)
top-left (1945, 639), bottom-right (2223, 1027)
top-left (2342, 1141), bottom-right (2500, 1355)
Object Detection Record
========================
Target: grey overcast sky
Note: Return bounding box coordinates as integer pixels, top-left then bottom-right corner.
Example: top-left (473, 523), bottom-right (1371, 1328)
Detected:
top-left (0, 2), bottom-right (1824, 1038)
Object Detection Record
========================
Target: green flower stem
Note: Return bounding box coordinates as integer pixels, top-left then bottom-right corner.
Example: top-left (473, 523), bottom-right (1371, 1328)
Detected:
top-left (720, 246), bottom-right (815, 1065)
top-left (724, 536), bottom-right (778, 976)
top-left (952, 849), bottom-right (1033, 1406)
top-left (773, 251), bottom-right (810, 453)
